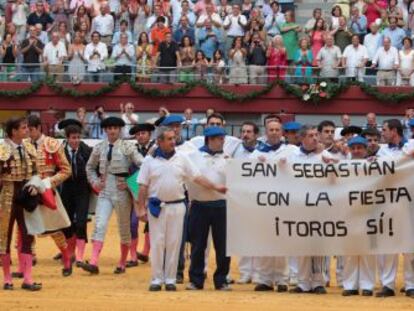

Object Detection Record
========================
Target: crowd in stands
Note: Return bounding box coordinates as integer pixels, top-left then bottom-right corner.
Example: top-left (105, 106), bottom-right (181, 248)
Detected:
top-left (0, 0), bottom-right (414, 85)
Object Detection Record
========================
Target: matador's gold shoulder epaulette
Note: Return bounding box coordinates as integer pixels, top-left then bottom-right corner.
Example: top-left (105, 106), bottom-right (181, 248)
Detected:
top-left (43, 136), bottom-right (62, 154)
top-left (23, 139), bottom-right (38, 157)
top-left (0, 142), bottom-right (12, 161)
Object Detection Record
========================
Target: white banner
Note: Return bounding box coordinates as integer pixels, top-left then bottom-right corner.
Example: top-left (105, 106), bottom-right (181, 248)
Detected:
top-left (226, 157), bottom-right (414, 256)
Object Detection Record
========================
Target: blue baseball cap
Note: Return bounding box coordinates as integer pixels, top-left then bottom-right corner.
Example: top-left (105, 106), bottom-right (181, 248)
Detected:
top-left (203, 126), bottom-right (226, 137)
top-left (347, 136), bottom-right (368, 147)
top-left (283, 121), bottom-right (302, 131)
top-left (409, 119), bottom-right (414, 127)
top-left (161, 115), bottom-right (185, 126)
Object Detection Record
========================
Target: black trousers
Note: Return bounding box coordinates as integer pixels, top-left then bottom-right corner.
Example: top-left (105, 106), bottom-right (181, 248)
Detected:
top-left (60, 180), bottom-right (90, 241)
top-left (188, 200), bottom-right (230, 289)
top-left (114, 65), bottom-right (132, 81)
top-left (6, 182), bottom-right (34, 254)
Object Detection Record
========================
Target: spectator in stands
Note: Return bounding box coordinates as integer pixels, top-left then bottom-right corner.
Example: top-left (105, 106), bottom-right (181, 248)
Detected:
top-left (43, 31), bottom-right (67, 82)
top-left (372, 36), bottom-right (399, 86)
top-left (146, 4), bottom-right (168, 32)
top-left (193, 50), bottom-right (209, 80)
top-left (112, 33), bottom-right (135, 81)
top-left (115, 0), bottom-right (130, 32)
top-left (120, 102), bottom-right (139, 138)
top-left (363, 23), bottom-right (382, 67)
top-left (70, 0), bottom-right (90, 12)
top-left (316, 33), bottom-right (342, 82)
top-left (84, 31), bottom-right (108, 82)
top-left (52, 0), bottom-right (70, 31)
top-left (11, 0), bottom-right (29, 43)
top-left (241, 0), bottom-right (253, 20)
top-left (294, 37), bottom-right (313, 84)
top-left (20, 25), bottom-right (44, 81)
top-left (57, 21), bottom-right (71, 48)
top-left (33, 23), bottom-right (48, 46)
top-left (217, 0), bottom-right (232, 21)
top-left (72, 5), bottom-right (90, 33)
top-left (155, 32), bottom-right (181, 83)
top-left (247, 33), bottom-right (267, 84)
top-left (131, 0), bottom-right (151, 37)
top-left (174, 15), bottom-right (195, 45)
top-left (198, 19), bottom-right (223, 61)
top-left (402, 107), bottom-right (414, 140)
top-left (194, 0), bottom-right (216, 16)
top-left (229, 36), bottom-right (247, 84)
top-left (179, 35), bottom-right (195, 83)
top-left (27, 1), bottom-right (54, 31)
top-left (78, 20), bottom-right (90, 43)
top-left (88, 105), bottom-right (107, 139)
top-left (136, 32), bottom-right (153, 83)
top-left (150, 16), bottom-right (170, 56)
top-left (112, 20), bottom-right (133, 46)
top-left (397, 37), bottom-right (414, 86)
top-left (408, 1), bottom-right (414, 37)
top-left (67, 31), bottom-right (86, 84)
top-left (266, 34), bottom-right (287, 81)
top-left (280, 9), bottom-right (301, 63)
top-left (310, 18), bottom-right (326, 65)
top-left (264, 1), bottom-right (285, 38)
top-left (348, 6), bottom-right (367, 43)
top-left (342, 34), bottom-right (368, 82)
top-left (196, 3), bottom-right (222, 28)
top-left (332, 16), bottom-right (352, 52)
top-left (304, 8), bottom-right (323, 34)
top-left (210, 49), bottom-right (226, 84)
top-left (382, 16), bottom-right (406, 49)
top-left (223, 4), bottom-right (248, 57)
top-left (387, 0), bottom-right (404, 26)
top-left (376, 9), bottom-right (389, 32)
top-left (0, 32), bottom-right (17, 81)
top-left (177, 0), bottom-right (196, 28)
top-left (244, 18), bottom-right (266, 44)
top-left (352, 0), bottom-right (367, 16)
top-left (330, 5), bottom-right (343, 30)
top-left (91, 4), bottom-right (114, 47)
top-left (365, 0), bottom-right (386, 29)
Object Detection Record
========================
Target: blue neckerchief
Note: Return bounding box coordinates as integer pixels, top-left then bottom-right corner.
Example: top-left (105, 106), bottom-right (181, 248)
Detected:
top-left (300, 145), bottom-right (315, 155)
top-left (242, 143), bottom-right (256, 153)
top-left (153, 147), bottom-right (176, 160)
top-left (258, 141), bottom-right (282, 153)
top-left (199, 145), bottom-right (223, 156)
top-left (388, 138), bottom-right (407, 150)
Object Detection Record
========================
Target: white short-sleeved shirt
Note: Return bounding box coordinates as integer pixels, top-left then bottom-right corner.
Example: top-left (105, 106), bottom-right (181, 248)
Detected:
top-left (343, 44), bottom-right (368, 76)
top-left (250, 143), bottom-right (298, 160)
top-left (190, 135), bottom-right (241, 156)
top-left (223, 14), bottom-right (247, 37)
top-left (372, 46), bottom-right (399, 70)
top-left (377, 142), bottom-right (407, 158)
top-left (138, 151), bottom-right (201, 201)
top-left (186, 149), bottom-right (227, 201)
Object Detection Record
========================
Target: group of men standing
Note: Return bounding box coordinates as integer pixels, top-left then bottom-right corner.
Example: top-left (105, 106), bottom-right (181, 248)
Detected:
top-left (0, 111), bottom-right (413, 298)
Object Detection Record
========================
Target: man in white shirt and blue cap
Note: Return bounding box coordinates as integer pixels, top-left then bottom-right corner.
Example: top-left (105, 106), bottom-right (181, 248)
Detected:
top-left (341, 136), bottom-right (376, 297)
top-left (186, 126), bottom-right (231, 291)
top-left (137, 126), bottom-right (227, 292)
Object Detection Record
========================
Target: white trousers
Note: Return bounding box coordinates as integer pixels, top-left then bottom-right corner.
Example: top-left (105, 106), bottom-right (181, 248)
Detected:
top-left (297, 256), bottom-right (325, 291)
top-left (342, 255), bottom-right (376, 291)
top-left (256, 257), bottom-right (289, 286)
top-left (404, 253), bottom-right (414, 290)
top-left (239, 256), bottom-right (259, 281)
top-left (148, 203), bottom-right (186, 285)
top-left (377, 254), bottom-right (398, 290)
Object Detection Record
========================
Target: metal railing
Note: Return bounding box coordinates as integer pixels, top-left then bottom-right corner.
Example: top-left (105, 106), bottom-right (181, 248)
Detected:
top-left (0, 63), bottom-right (409, 86)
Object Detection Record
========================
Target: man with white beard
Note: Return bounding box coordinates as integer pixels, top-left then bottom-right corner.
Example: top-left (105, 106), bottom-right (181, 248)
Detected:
top-left (289, 125), bottom-right (331, 294)
top-left (250, 120), bottom-right (297, 292)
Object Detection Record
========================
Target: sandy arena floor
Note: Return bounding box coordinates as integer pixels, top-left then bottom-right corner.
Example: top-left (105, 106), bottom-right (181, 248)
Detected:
top-left (1, 217), bottom-right (413, 311)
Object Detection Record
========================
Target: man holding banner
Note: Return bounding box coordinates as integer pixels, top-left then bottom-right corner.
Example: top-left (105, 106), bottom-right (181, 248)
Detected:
top-left (341, 136), bottom-right (376, 297)
top-left (377, 119), bottom-right (413, 298)
top-left (250, 120), bottom-right (297, 292)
